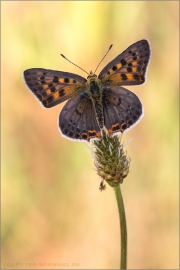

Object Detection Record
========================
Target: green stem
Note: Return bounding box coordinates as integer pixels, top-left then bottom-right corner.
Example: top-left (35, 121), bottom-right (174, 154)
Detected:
top-left (114, 184), bottom-right (127, 269)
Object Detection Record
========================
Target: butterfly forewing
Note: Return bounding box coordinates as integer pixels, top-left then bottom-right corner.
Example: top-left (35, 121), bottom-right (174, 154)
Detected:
top-left (59, 92), bottom-right (101, 142)
top-left (24, 68), bottom-right (87, 108)
top-left (102, 86), bottom-right (143, 135)
top-left (98, 40), bottom-right (150, 86)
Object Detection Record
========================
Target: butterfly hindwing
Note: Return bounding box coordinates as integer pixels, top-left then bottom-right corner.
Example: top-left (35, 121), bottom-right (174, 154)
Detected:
top-left (23, 68), bottom-right (87, 108)
top-left (102, 86), bottom-right (143, 135)
top-left (98, 39), bottom-right (150, 86)
top-left (59, 92), bottom-right (101, 142)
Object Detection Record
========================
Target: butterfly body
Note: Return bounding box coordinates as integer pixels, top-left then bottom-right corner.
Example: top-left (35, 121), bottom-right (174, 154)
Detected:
top-left (23, 40), bottom-right (151, 142)
top-left (87, 73), bottom-right (104, 130)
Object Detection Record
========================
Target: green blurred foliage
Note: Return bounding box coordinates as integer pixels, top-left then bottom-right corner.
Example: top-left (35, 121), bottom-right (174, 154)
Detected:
top-left (2, 1), bottom-right (179, 269)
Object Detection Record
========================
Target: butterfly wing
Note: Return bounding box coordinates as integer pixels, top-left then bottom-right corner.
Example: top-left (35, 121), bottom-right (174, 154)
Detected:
top-left (59, 92), bottom-right (101, 142)
top-left (98, 39), bottom-right (150, 86)
top-left (23, 68), bottom-right (87, 108)
top-left (102, 86), bottom-right (143, 135)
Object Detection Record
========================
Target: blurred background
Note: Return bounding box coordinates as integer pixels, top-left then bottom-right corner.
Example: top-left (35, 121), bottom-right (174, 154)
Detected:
top-left (2, 1), bottom-right (179, 269)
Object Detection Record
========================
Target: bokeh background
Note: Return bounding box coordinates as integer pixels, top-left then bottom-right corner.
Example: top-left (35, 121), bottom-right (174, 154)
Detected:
top-left (2, 1), bottom-right (179, 269)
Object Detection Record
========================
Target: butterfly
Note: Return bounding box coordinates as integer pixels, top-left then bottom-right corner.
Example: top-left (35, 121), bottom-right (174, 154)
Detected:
top-left (23, 39), bottom-right (151, 142)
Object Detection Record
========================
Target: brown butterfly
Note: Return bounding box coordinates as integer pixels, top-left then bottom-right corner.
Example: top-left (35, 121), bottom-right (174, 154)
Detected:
top-left (23, 39), bottom-right (151, 142)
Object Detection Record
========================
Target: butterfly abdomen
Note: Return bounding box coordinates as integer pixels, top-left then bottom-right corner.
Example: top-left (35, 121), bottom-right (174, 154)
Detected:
top-left (88, 79), bottom-right (104, 130)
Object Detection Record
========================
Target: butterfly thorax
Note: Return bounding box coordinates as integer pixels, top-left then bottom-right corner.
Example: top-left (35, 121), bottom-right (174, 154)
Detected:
top-left (87, 72), bottom-right (104, 130)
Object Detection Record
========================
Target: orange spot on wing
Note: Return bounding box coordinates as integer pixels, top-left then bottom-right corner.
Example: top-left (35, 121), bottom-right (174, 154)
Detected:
top-left (53, 92), bottom-right (59, 100)
top-left (46, 89), bottom-right (52, 95)
top-left (132, 61), bottom-right (138, 66)
top-left (108, 129), bottom-right (113, 135)
top-left (97, 131), bottom-right (101, 138)
top-left (117, 63), bottom-right (122, 69)
top-left (59, 78), bottom-right (64, 83)
top-left (89, 130), bottom-right (101, 140)
top-left (126, 74), bottom-right (133, 80)
top-left (42, 84), bottom-right (50, 89)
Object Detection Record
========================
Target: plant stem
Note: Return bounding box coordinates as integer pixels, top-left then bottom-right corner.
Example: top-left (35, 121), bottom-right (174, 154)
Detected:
top-left (114, 184), bottom-right (127, 269)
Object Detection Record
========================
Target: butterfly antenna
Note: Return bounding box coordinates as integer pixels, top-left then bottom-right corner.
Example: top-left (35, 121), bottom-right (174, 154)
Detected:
top-left (60, 54), bottom-right (89, 75)
top-left (94, 44), bottom-right (113, 74)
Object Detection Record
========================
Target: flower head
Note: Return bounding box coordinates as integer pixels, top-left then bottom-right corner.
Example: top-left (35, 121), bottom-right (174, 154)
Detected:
top-left (92, 131), bottom-right (131, 190)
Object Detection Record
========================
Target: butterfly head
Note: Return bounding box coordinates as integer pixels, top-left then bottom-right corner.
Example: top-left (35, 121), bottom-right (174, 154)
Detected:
top-left (87, 71), bottom-right (97, 81)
